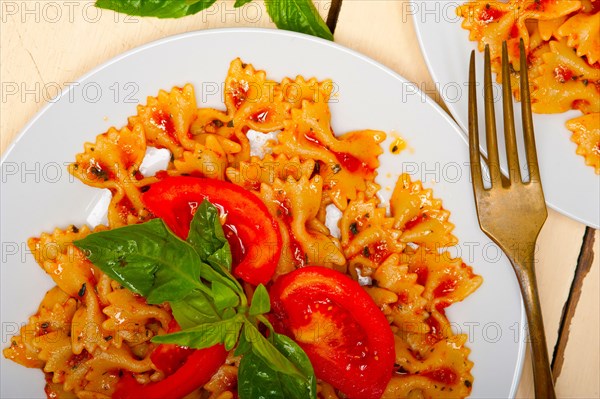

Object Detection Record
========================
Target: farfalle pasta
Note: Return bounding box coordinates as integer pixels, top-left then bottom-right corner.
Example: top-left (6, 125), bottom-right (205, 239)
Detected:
top-left (458, 0), bottom-right (600, 173)
top-left (4, 59), bottom-right (482, 398)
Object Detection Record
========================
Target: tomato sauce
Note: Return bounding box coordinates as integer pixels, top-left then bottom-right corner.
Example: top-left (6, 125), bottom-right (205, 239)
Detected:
top-left (277, 198), bottom-right (307, 266)
top-left (250, 109), bottom-right (270, 123)
top-left (573, 99), bottom-right (590, 112)
top-left (479, 5), bottom-right (504, 23)
top-left (433, 279), bottom-right (458, 298)
top-left (436, 301), bottom-right (451, 314)
top-left (554, 65), bottom-right (573, 83)
top-left (230, 82), bottom-right (248, 109)
top-left (304, 132), bottom-right (373, 176)
top-left (397, 291), bottom-right (409, 304)
top-left (412, 265), bottom-right (429, 286)
top-left (365, 241), bottom-right (389, 264)
top-left (331, 150), bottom-right (373, 176)
top-left (117, 196), bottom-right (136, 221)
top-left (404, 214), bottom-right (427, 230)
top-left (67, 350), bottom-right (92, 369)
top-left (425, 316), bottom-right (445, 343)
top-left (87, 160), bottom-right (113, 182)
top-left (510, 24), bottom-right (519, 38)
top-left (422, 367), bottom-right (458, 385)
top-left (151, 109), bottom-right (178, 143)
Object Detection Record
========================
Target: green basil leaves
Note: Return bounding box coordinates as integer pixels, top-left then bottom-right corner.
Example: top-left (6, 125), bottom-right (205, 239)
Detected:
top-left (74, 200), bottom-right (316, 399)
top-left (95, 0), bottom-right (333, 40)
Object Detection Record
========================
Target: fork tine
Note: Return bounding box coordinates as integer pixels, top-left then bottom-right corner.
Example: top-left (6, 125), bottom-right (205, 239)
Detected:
top-left (501, 41), bottom-right (522, 184)
top-left (519, 39), bottom-right (541, 183)
top-left (484, 45), bottom-right (501, 187)
top-left (469, 51), bottom-right (484, 192)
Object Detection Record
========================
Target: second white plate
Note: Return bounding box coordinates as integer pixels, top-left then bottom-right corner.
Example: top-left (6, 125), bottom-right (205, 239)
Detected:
top-left (412, 0), bottom-right (600, 228)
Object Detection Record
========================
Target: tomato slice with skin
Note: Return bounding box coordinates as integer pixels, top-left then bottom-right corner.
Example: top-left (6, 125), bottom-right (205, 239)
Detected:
top-left (113, 344), bottom-right (227, 399)
top-left (269, 267), bottom-right (395, 399)
top-left (150, 319), bottom-right (195, 377)
top-left (141, 176), bottom-right (282, 286)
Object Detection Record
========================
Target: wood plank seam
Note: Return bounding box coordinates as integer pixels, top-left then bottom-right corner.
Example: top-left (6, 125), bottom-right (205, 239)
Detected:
top-left (327, 0), bottom-right (344, 33)
top-left (550, 226), bottom-right (598, 382)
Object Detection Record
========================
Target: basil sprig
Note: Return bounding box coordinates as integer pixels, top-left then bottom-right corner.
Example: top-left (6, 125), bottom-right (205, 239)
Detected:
top-left (95, 0), bottom-right (333, 40)
top-left (95, 0), bottom-right (219, 18)
top-left (74, 200), bottom-right (316, 399)
top-left (264, 0), bottom-right (333, 41)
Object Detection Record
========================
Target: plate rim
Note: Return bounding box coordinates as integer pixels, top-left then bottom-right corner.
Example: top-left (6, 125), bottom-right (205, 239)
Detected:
top-left (0, 27), bottom-right (527, 398)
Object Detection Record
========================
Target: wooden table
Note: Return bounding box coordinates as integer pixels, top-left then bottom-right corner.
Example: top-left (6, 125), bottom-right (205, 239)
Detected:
top-left (1, 1), bottom-right (598, 397)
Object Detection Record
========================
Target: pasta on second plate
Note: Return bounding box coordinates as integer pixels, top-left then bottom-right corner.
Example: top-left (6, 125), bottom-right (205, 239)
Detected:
top-left (4, 59), bottom-right (482, 399)
top-left (457, 0), bottom-right (600, 173)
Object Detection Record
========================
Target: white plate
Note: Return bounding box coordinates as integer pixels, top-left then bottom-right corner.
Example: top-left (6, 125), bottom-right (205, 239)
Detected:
top-left (0, 29), bottom-right (525, 398)
top-left (412, 0), bottom-right (600, 229)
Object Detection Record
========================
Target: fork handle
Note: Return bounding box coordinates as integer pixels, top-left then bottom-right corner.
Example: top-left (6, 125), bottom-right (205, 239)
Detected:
top-left (513, 252), bottom-right (557, 399)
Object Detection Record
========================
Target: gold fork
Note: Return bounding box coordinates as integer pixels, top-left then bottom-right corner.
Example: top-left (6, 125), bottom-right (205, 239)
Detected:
top-left (468, 40), bottom-right (556, 398)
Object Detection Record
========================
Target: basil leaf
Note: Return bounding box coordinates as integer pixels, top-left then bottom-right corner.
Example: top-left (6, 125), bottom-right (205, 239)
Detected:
top-left (249, 284), bottom-right (270, 316)
top-left (187, 200), bottom-right (232, 272)
top-left (153, 314), bottom-right (244, 351)
top-left (74, 219), bottom-right (202, 304)
top-left (238, 333), bottom-right (316, 399)
top-left (212, 280), bottom-right (240, 311)
top-left (234, 328), bottom-right (253, 356)
top-left (200, 260), bottom-right (244, 298)
top-left (95, 0), bottom-right (218, 19)
top-left (222, 307), bottom-right (236, 320)
top-left (272, 333), bottom-right (316, 381)
top-left (234, 0), bottom-right (253, 7)
top-left (265, 0), bottom-right (333, 41)
top-left (171, 290), bottom-right (221, 329)
top-left (244, 323), bottom-right (304, 379)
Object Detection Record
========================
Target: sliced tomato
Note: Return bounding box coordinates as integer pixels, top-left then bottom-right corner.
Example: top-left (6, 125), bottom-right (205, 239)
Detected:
top-left (114, 344), bottom-right (227, 399)
top-left (149, 319), bottom-right (194, 377)
top-left (269, 267), bottom-right (395, 399)
top-left (141, 176), bottom-right (282, 286)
